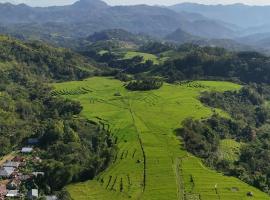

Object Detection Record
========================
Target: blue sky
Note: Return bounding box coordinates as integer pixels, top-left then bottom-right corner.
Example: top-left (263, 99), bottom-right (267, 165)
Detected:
top-left (0, 0), bottom-right (270, 6)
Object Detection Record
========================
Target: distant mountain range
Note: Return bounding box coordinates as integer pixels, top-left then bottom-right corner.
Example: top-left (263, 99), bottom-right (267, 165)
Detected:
top-left (169, 3), bottom-right (270, 51)
top-left (1, 0), bottom-right (270, 52)
top-left (0, 0), bottom-right (237, 39)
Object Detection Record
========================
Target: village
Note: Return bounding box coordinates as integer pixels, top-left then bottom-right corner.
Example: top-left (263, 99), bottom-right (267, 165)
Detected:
top-left (0, 138), bottom-right (57, 200)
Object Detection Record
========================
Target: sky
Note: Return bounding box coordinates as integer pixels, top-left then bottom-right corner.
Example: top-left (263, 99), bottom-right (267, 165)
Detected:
top-left (1, 0), bottom-right (270, 7)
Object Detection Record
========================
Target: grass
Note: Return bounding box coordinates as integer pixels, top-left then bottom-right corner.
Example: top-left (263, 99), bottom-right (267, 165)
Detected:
top-left (53, 77), bottom-right (269, 200)
top-left (124, 51), bottom-right (159, 64)
top-left (218, 139), bottom-right (242, 162)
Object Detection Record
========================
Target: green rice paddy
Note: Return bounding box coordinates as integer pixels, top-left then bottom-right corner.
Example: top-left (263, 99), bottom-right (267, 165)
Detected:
top-left (53, 77), bottom-right (270, 200)
top-left (124, 51), bottom-right (159, 64)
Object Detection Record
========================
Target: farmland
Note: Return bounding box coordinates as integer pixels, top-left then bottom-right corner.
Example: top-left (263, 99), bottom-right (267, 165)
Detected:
top-left (53, 77), bottom-right (270, 200)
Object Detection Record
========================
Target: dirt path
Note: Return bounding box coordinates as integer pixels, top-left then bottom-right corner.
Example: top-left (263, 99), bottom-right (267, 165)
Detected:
top-left (0, 152), bottom-right (15, 166)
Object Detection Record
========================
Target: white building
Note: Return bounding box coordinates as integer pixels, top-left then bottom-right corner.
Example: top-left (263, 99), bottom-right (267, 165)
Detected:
top-left (6, 190), bottom-right (19, 197)
top-left (21, 147), bottom-right (33, 153)
top-left (0, 167), bottom-right (15, 178)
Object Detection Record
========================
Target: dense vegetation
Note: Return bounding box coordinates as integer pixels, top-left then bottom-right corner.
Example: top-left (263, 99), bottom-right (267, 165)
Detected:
top-left (0, 35), bottom-right (99, 81)
top-left (81, 42), bottom-right (270, 86)
top-left (0, 36), bottom-right (115, 196)
top-left (125, 78), bottom-right (163, 91)
top-left (179, 85), bottom-right (270, 193)
top-left (156, 46), bottom-right (270, 83)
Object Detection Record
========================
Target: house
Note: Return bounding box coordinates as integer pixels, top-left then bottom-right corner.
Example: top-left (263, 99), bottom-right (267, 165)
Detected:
top-left (6, 190), bottom-right (19, 197)
top-left (21, 147), bottom-right (33, 153)
top-left (28, 138), bottom-right (39, 145)
top-left (3, 161), bottom-right (20, 168)
top-left (28, 189), bottom-right (38, 199)
top-left (0, 167), bottom-right (15, 178)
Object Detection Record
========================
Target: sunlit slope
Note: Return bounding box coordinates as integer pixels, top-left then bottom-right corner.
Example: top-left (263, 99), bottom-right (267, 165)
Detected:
top-left (53, 77), bottom-right (269, 200)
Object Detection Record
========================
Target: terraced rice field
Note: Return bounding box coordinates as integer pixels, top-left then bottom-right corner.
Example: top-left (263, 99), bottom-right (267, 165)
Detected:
top-left (53, 77), bottom-right (270, 200)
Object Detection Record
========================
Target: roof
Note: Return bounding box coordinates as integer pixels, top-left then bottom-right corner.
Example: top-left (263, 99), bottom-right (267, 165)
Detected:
top-left (0, 167), bottom-right (15, 177)
top-left (6, 190), bottom-right (19, 197)
top-left (21, 147), bottom-right (33, 153)
top-left (28, 138), bottom-right (39, 145)
top-left (46, 195), bottom-right (58, 200)
top-left (3, 161), bottom-right (20, 168)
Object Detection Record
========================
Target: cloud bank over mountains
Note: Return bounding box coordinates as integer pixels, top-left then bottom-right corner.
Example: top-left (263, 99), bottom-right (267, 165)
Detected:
top-left (1, 0), bottom-right (270, 7)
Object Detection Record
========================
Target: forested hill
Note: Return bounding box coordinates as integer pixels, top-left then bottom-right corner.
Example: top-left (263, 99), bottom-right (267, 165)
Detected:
top-left (0, 35), bottom-right (115, 197)
top-left (0, 35), bottom-right (99, 81)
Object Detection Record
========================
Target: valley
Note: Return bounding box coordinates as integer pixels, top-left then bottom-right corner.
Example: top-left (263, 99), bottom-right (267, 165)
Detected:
top-left (2, 0), bottom-right (270, 199)
top-left (54, 77), bottom-right (269, 200)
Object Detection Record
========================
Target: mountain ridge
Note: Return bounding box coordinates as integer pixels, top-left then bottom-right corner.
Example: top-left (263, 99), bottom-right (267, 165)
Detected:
top-left (0, 0), bottom-right (236, 40)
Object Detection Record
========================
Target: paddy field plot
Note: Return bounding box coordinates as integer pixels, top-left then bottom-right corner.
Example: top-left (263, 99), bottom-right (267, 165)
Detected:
top-left (53, 77), bottom-right (270, 200)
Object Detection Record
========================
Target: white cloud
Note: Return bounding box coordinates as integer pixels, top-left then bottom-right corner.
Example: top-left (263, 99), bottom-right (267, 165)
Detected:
top-left (105, 0), bottom-right (270, 6)
top-left (1, 0), bottom-right (270, 7)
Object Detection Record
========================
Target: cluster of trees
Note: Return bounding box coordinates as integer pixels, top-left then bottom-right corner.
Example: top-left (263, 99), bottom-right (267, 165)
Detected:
top-left (39, 117), bottom-right (115, 191)
top-left (179, 115), bottom-right (242, 163)
top-left (125, 78), bottom-right (163, 91)
top-left (200, 85), bottom-right (269, 127)
top-left (179, 85), bottom-right (270, 193)
top-left (155, 46), bottom-right (270, 84)
top-left (101, 53), bottom-right (155, 74)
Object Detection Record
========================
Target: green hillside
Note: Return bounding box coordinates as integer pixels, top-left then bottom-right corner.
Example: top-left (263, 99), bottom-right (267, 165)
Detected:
top-left (53, 77), bottom-right (270, 200)
top-left (0, 35), bottom-right (98, 81)
top-left (124, 51), bottom-right (160, 64)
